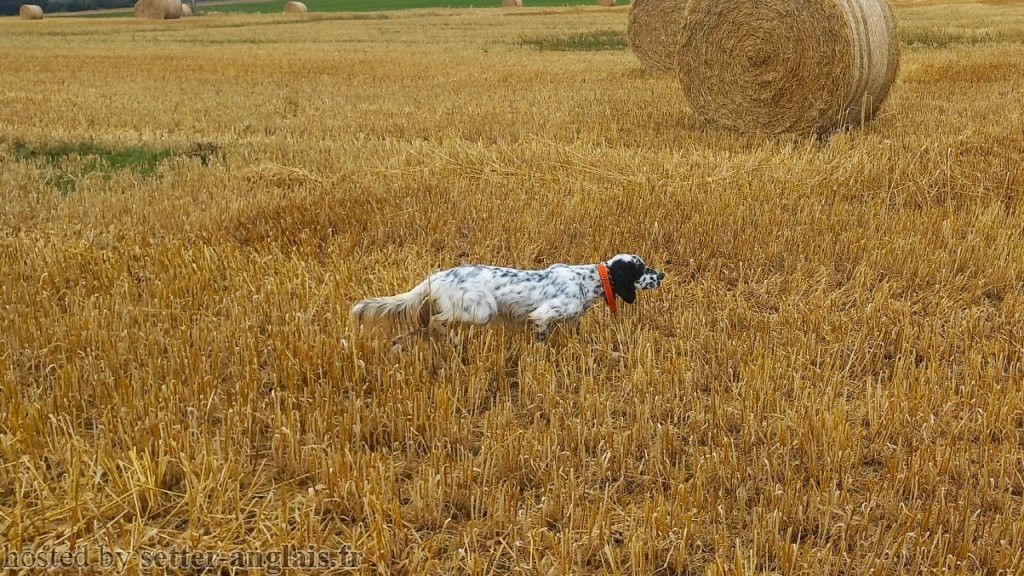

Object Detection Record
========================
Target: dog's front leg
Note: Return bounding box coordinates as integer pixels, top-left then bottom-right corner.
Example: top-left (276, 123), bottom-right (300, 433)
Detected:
top-left (567, 317), bottom-right (583, 337)
top-left (528, 305), bottom-right (564, 342)
top-left (534, 316), bottom-right (584, 342)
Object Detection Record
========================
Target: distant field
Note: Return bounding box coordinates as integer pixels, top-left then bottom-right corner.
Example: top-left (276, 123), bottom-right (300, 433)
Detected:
top-left (212, 0), bottom-right (629, 14)
top-left (69, 0), bottom-right (629, 17)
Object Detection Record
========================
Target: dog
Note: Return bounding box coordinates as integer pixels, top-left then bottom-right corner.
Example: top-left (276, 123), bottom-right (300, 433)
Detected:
top-left (350, 254), bottom-right (664, 340)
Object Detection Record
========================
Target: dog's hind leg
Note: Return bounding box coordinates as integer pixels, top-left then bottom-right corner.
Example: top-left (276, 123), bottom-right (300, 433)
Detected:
top-left (388, 294), bottom-right (434, 351)
top-left (428, 314), bottom-right (449, 336)
top-left (389, 327), bottom-right (421, 351)
top-left (390, 318), bottom-right (447, 353)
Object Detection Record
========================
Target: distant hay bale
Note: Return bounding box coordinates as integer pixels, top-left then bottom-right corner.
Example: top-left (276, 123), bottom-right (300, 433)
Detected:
top-left (627, 0), bottom-right (688, 72)
top-left (501, 0), bottom-right (522, 6)
top-left (180, 3), bottom-right (192, 16)
top-left (597, 0), bottom-right (616, 5)
top-left (19, 4), bottom-right (44, 18)
top-left (675, 0), bottom-right (900, 135)
top-left (283, 1), bottom-right (308, 13)
top-left (134, 0), bottom-right (182, 19)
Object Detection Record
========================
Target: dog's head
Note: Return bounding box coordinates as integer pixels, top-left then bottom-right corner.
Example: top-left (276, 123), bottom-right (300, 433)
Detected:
top-left (605, 254), bottom-right (664, 304)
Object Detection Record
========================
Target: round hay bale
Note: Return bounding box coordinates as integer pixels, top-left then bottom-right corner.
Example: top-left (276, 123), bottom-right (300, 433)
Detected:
top-left (180, 3), bottom-right (192, 16)
top-left (627, 0), bottom-right (689, 73)
top-left (283, 1), bottom-right (308, 13)
top-left (134, 0), bottom-right (182, 19)
top-left (675, 0), bottom-right (900, 135)
top-left (501, 0), bottom-right (522, 6)
top-left (597, 0), bottom-right (616, 5)
top-left (19, 4), bottom-right (44, 18)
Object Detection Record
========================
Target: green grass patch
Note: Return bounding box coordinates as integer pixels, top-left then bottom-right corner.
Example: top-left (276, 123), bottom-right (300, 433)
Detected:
top-left (12, 140), bottom-right (220, 194)
top-left (520, 29), bottom-right (626, 51)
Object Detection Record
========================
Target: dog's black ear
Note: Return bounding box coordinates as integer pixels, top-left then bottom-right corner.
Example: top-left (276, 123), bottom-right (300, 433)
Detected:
top-left (608, 257), bottom-right (644, 304)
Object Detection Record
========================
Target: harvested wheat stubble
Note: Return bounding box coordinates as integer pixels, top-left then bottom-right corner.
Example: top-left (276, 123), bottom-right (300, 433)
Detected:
top-left (676, 0), bottom-right (900, 135)
top-left (628, 0), bottom-right (688, 72)
top-left (134, 0), bottom-right (182, 19)
top-left (19, 4), bottom-right (43, 18)
top-left (501, 0), bottom-right (523, 6)
top-left (283, 1), bottom-right (308, 13)
top-left (597, 0), bottom-right (616, 5)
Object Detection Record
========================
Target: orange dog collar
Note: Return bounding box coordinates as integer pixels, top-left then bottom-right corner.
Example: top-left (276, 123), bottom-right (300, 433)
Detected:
top-left (597, 263), bottom-right (616, 313)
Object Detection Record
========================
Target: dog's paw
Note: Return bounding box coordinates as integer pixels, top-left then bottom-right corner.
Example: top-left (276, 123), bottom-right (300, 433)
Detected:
top-left (389, 336), bottom-right (409, 355)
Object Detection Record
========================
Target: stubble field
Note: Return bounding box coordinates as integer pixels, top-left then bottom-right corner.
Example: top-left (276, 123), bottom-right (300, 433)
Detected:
top-left (2, 1), bottom-right (1024, 573)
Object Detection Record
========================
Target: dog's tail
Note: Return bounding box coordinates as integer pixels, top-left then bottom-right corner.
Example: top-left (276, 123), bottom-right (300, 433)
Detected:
top-left (350, 282), bottom-right (431, 327)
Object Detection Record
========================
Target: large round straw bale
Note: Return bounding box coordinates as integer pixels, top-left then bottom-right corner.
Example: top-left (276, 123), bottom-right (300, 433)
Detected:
top-left (283, 1), bottom-right (308, 13)
top-left (134, 0), bottom-right (182, 19)
top-left (675, 0), bottom-right (900, 135)
top-left (501, 0), bottom-right (522, 6)
top-left (627, 0), bottom-right (688, 72)
top-left (19, 4), bottom-right (44, 18)
top-left (180, 3), bottom-right (192, 16)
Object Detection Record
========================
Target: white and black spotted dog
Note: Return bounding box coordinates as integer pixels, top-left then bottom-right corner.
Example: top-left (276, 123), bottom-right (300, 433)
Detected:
top-left (350, 254), bottom-right (664, 340)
